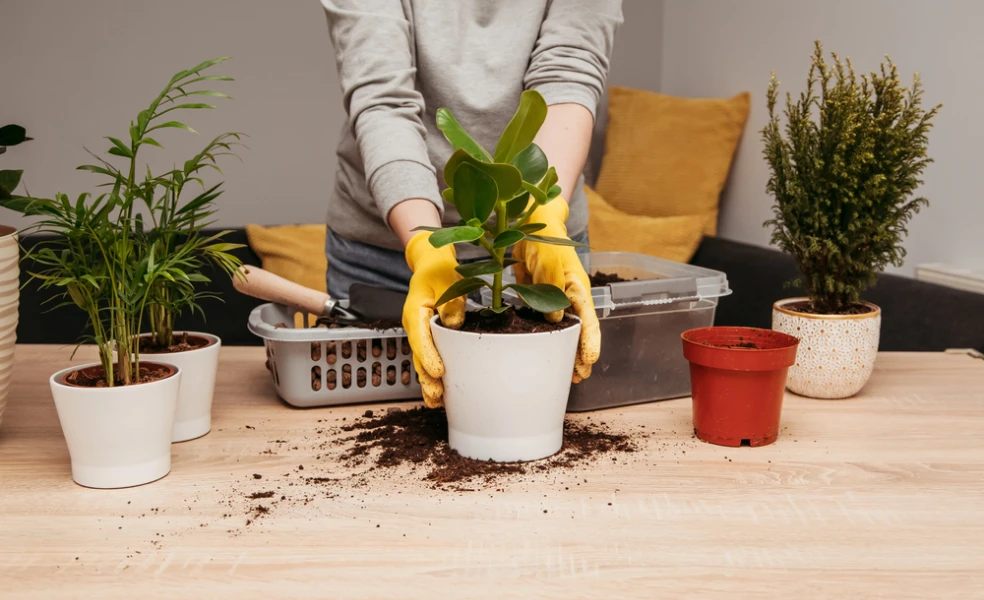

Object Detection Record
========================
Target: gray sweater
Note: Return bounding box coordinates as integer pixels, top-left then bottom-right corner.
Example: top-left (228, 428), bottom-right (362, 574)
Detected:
top-left (321, 0), bottom-right (622, 256)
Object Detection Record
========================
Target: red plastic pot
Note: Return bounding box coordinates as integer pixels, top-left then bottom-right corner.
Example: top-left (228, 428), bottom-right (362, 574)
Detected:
top-left (681, 327), bottom-right (800, 447)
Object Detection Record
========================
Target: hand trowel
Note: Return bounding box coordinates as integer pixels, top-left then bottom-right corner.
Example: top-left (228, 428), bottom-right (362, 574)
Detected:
top-left (233, 266), bottom-right (406, 325)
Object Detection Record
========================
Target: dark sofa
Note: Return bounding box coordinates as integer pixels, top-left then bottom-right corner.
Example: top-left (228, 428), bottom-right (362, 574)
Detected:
top-left (17, 230), bottom-right (984, 352)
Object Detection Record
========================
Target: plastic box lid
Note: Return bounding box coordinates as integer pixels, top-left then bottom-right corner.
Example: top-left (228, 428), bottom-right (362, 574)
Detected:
top-left (482, 251), bottom-right (731, 314)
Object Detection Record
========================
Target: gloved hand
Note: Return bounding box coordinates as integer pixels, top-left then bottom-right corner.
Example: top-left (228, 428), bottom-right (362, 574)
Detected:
top-left (512, 199), bottom-right (601, 383)
top-left (403, 231), bottom-right (465, 408)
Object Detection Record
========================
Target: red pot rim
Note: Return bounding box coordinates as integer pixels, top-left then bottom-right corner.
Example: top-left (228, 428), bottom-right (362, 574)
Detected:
top-left (682, 326), bottom-right (799, 372)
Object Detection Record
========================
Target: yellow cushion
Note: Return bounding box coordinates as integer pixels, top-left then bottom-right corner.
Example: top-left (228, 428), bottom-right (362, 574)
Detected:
top-left (595, 87), bottom-right (751, 235)
top-left (586, 185), bottom-right (705, 263)
top-left (245, 224), bottom-right (327, 293)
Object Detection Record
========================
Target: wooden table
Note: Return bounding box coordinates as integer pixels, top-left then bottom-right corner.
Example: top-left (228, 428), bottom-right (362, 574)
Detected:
top-left (1, 346), bottom-right (982, 599)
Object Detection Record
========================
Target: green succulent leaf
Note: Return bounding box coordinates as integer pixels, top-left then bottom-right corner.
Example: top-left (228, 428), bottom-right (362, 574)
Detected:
top-left (493, 229), bottom-right (526, 248)
top-left (444, 149), bottom-right (521, 201)
top-left (516, 222), bottom-right (547, 234)
top-left (521, 181), bottom-right (547, 205)
top-left (546, 184), bottom-right (562, 201)
top-left (506, 192), bottom-right (530, 218)
top-left (428, 225), bottom-right (485, 248)
top-left (524, 234), bottom-right (588, 248)
top-left (455, 259), bottom-right (505, 277)
top-left (435, 276), bottom-right (490, 307)
top-left (507, 283), bottom-right (571, 313)
top-left (453, 162), bottom-right (498, 223)
top-left (538, 166), bottom-right (559, 195)
top-left (436, 108), bottom-right (493, 162)
top-left (510, 143), bottom-right (548, 184)
top-left (441, 187), bottom-right (455, 206)
top-left (494, 90), bottom-right (548, 163)
top-left (410, 225), bottom-right (442, 232)
top-left (481, 305), bottom-right (512, 317)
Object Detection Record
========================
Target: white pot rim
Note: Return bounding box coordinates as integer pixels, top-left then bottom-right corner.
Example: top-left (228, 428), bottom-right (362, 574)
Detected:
top-left (430, 313), bottom-right (581, 338)
top-left (773, 297), bottom-right (881, 320)
top-left (50, 361), bottom-right (181, 390)
top-left (137, 331), bottom-right (221, 355)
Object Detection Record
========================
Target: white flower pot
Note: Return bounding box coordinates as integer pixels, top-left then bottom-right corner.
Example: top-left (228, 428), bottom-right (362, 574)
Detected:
top-left (772, 298), bottom-right (881, 399)
top-left (0, 226), bottom-right (19, 431)
top-left (140, 332), bottom-right (221, 442)
top-left (429, 315), bottom-right (581, 462)
top-left (50, 362), bottom-right (181, 488)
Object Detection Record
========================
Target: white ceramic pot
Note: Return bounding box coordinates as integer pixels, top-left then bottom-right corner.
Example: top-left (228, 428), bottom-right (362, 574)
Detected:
top-left (772, 298), bottom-right (881, 399)
top-left (430, 315), bottom-right (581, 462)
top-left (140, 332), bottom-right (221, 442)
top-left (50, 362), bottom-right (181, 488)
top-left (0, 226), bottom-right (18, 430)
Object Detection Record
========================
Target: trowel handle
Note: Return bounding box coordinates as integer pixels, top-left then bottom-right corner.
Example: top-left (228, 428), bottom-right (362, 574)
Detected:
top-left (234, 265), bottom-right (331, 316)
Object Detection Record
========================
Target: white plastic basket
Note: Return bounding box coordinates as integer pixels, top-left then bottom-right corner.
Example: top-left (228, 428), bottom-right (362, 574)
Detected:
top-left (247, 302), bottom-right (421, 407)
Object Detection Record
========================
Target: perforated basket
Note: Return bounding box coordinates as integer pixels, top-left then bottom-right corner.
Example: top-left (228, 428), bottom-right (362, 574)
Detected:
top-left (247, 302), bottom-right (421, 407)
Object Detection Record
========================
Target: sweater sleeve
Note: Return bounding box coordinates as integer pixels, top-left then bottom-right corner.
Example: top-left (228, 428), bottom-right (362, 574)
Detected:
top-left (524, 0), bottom-right (623, 119)
top-left (322, 0), bottom-right (442, 220)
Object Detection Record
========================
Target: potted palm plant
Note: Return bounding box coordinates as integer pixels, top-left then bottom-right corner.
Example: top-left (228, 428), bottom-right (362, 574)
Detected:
top-left (763, 41), bottom-right (940, 398)
top-left (0, 58), bottom-right (242, 487)
top-left (0, 124), bottom-right (31, 429)
top-left (418, 90), bottom-right (584, 462)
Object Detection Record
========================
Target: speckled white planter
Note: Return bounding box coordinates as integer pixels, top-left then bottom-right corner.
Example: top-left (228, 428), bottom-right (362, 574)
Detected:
top-left (0, 226), bottom-right (19, 431)
top-left (772, 298), bottom-right (881, 399)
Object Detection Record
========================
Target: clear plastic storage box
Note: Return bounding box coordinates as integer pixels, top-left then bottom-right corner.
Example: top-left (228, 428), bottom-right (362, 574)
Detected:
top-left (483, 252), bottom-right (731, 411)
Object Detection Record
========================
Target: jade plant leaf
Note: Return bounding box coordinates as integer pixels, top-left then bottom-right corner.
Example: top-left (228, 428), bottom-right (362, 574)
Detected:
top-left (0, 170), bottom-right (23, 200)
top-left (516, 222), bottom-right (546, 234)
top-left (480, 305), bottom-right (512, 316)
top-left (492, 229), bottom-right (525, 249)
top-left (524, 234), bottom-right (588, 248)
top-left (538, 166), bottom-right (559, 195)
top-left (521, 181), bottom-right (547, 205)
top-left (441, 187), bottom-right (455, 206)
top-left (444, 149), bottom-right (521, 201)
top-left (436, 108), bottom-right (493, 162)
top-left (494, 90), bottom-right (547, 163)
top-left (453, 162), bottom-right (498, 223)
top-left (508, 283), bottom-right (571, 313)
top-left (505, 192), bottom-right (530, 218)
top-left (511, 143), bottom-right (548, 184)
top-left (435, 276), bottom-right (490, 307)
top-left (455, 259), bottom-right (506, 277)
top-left (428, 225), bottom-right (485, 248)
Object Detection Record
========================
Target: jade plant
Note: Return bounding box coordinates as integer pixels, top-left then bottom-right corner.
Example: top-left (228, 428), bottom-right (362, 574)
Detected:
top-left (0, 58), bottom-right (243, 385)
top-left (0, 124), bottom-right (32, 199)
top-left (762, 41), bottom-right (941, 313)
top-left (416, 90), bottom-right (582, 316)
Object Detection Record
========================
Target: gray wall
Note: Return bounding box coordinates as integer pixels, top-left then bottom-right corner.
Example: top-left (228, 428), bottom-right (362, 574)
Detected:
top-left (660, 0), bottom-right (984, 274)
top-left (2, 0), bottom-right (342, 228)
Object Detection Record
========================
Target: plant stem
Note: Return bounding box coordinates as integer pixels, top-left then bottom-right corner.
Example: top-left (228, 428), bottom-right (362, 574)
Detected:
top-left (492, 202), bottom-right (507, 310)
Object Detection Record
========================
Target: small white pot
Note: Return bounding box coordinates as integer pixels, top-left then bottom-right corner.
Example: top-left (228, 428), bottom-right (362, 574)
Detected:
top-left (0, 226), bottom-right (19, 430)
top-left (430, 315), bottom-right (581, 462)
top-left (772, 298), bottom-right (881, 399)
top-left (50, 362), bottom-right (181, 488)
top-left (140, 332), bottom-right (221, 442)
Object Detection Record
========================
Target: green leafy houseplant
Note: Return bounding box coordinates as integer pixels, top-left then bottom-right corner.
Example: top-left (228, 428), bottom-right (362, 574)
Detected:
top-left (0, 124), bottom-right (33, 199)
top-left (0, 58), bottom-right (244, 385)
top-left (762, 41), bottom-right (941, 314)
top-left (417, 90), bottom-right (582, 316)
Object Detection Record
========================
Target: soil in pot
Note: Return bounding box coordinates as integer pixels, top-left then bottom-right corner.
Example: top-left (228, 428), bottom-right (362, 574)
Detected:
top-left (457, 307), bottom-right (577, 334)
top-left (139, 332), bottom-right (215, 354)
top-left (315, 314), bottom-right (403, 331)
top-left (781, 300), bottom-right (876, 316)
top-left (63, 363), bottom-right (176, 388)
top-left (589, 271), bottom-right (637, 286)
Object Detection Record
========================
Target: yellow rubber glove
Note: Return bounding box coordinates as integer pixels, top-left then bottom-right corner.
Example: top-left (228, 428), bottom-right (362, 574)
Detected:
top-left (404, 231), bottom-right (465, 408)
top-left (512, 199), bottom-right (601, 383)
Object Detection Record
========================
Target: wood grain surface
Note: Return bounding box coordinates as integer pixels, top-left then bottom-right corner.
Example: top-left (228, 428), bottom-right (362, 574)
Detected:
top-left (1, 346), bottom-right (982, 599)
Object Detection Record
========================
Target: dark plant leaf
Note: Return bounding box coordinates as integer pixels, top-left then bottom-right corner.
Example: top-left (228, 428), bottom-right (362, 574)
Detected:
top-left (455, 260), bottom-right (504, 277)
top-left (410, 225), bottom-right (442, 232)
top-left (480, 305), bottom-right (512, 317)
top-left (494, 90), bottom-right (548, 163)
top-left (546, 184), bottom-right (562, 201)
top-left (453, 162), bottom-right (498, 223)
top-left (506, 192), bottom-right (530, 218)
top-left (521, 181), bottom-right (547, 205)
top-left (444, 149), bottom-right (521, 201)
top-left (510, 143), bottom-right (548, 184)
top-left (493, 229), bottom-right (525, 248)
top-left (436, 108), bottom-right (492, 162)
top-left (428, 225), bottom-right (485, 248)
top-left (524, 234), bottom-right (589, 248)
top-left (507, 283), bottom-right (571, 313)
top-left (435, 276), bottom-right (489, 307)
top-left (0, 125), bottom-right (28, 146)
top-left (0, 170), bottom-right (23, 199)
top-left (516, 222), bottom-right (547, 234)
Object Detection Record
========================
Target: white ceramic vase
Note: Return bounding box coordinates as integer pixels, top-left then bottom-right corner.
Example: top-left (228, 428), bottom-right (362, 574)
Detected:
top-left (0, 226), bottom-right (18, 430)
top-left (430, 315), bottom-right (580, 462)
top-left (772, 298), bottom-right (881, 399)
top-left (50, 362), bottom-right (181, 488)
top-left (141, 332), bottom-right (221, 442)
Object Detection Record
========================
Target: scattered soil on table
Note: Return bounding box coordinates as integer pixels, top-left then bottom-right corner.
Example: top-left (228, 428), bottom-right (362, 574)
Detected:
top-left (62, 363), bottom-right (175, 388)
top-left (589, 271), bottom-right (637, 286)
top-left (339, 407), bottom-right (635, 484)
top-left (781, 300), bottom-right (876, 316)
top-left (139, 332), bottom-right (214, 354)
top-left (457, 307), bottom-right (577, 335)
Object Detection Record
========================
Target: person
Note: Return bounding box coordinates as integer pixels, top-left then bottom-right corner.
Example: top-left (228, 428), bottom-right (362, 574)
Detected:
top-left (321, 0), bottom-right (623, 407)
